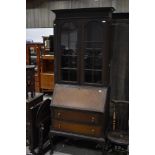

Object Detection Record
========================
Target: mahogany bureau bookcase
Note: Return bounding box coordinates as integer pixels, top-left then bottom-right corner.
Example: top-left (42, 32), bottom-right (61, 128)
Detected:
top-left (50, 7), bottom-right (114, 154)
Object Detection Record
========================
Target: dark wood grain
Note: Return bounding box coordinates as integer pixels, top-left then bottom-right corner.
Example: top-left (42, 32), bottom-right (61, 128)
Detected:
top-left (52, 84), bottom-right (108, 113)
top-left (52, 119), bottom-right (103, 137)
top-left (52, 107), bottom-right (103, 125)
top-left (53, 7), bottom-right (113, 86)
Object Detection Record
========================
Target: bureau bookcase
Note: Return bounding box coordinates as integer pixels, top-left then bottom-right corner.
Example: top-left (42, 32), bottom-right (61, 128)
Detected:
top-left (50, 7), bottom-right (114, 154)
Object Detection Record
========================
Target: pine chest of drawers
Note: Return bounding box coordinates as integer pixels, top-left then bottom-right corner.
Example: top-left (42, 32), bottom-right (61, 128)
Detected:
top-left (50, 84), bottom-right (109, 139)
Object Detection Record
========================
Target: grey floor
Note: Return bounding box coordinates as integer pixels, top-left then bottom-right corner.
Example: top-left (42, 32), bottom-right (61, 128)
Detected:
top-left (43, 93), bottom-right (52, 101)
top-left (27, 138), bottom-right (125, 155)
top-left (45, 143), bottom-right (102, 155)
top-left (27, 140), bottom-right (102, 155)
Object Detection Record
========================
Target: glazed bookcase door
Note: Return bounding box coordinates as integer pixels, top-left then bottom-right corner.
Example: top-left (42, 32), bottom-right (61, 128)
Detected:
top-left (81, 19), bottom-right (110, 86)
top-left (57, 21), bottom-right (80, 84)
top-left (54, 16), bottom-right (111, 86)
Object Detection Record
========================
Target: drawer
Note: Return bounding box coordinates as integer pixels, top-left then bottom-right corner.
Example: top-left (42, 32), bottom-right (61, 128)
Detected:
top-left (41, 73), bottom-right (54, 90)
top-left (52, 119), bottom-right (103, 137)
top-left (52, 108), bottom-right (102, 125)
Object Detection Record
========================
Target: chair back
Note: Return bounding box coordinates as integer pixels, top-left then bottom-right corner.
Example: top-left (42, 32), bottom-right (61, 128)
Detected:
top-left (36, 99), bottom-right (51, 127)
top-left (35, 99), bottom-right (51, 146)
top-left (112, 100), bottom-right (129, 131)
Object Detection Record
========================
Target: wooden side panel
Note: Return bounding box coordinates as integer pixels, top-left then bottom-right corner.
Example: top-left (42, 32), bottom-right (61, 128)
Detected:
top-left (35, 75), bottom-right (39, 82)
top-left (110, 17), bottom-right (129, 100)
top-left (35, 75), bottom-right (40, 92)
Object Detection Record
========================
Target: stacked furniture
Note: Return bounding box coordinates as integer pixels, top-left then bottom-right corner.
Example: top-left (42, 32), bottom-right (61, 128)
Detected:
top-left (26, 43), bottom-right (44, 92)
top-left (41, 36), bottom-right (55, 92)
top-left (40, 55), bottom-right (55, 92)
top-left (26, 65), bottom-right (51, 155)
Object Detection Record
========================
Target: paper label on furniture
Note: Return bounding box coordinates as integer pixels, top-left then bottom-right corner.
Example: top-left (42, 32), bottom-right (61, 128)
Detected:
top-left (98, 90), bottom-right (102, 93)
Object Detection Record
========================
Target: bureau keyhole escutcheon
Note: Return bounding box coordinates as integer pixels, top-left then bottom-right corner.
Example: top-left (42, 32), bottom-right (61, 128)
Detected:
top-left (91, 117), bottom-right (95, 123)
top-left (91, 128), bottom-right (95, 134)
top-left (58, 124), bottom-right (61, 129)
top-left (57, 112), bottom-right (61, 118)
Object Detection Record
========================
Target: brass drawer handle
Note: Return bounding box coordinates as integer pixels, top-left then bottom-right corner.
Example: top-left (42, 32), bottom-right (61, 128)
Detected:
top-left (91, 129), bottom-right (95, 133)
top-left (57, 112), bottom-right (61, 118)
top-left (58, 124), bottom-right (61, 129)
top-left (91, 117), bottom-right (95, 123)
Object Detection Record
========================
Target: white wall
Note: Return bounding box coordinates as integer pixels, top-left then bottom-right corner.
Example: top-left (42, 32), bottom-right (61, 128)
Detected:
top-left (26, 28), bottom-right (53, 42)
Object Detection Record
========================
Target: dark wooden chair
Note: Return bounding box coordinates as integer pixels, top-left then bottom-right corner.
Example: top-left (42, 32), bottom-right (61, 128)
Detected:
top-left (107, 100), bottom-right (129, 154)
top-left (35, 99), bottom-right (51, 155)
top-left (26, 93), bottom-right (44, 151)
top-left (27, 102), bottom-right (42, 154)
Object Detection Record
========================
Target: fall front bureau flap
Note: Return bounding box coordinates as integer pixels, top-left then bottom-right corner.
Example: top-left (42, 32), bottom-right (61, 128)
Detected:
top-left (51, 84), bottom-right (109, 113)
top-left (51, 84), bottom-right (109, 137)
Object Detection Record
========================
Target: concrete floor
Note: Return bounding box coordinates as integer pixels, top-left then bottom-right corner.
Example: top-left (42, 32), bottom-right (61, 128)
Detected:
top-left (27, 138), bottom-right (127, 155)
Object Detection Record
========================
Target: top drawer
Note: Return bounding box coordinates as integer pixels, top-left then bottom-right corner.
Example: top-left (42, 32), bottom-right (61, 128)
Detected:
top-left (51, 107), bottom-right (103, 125)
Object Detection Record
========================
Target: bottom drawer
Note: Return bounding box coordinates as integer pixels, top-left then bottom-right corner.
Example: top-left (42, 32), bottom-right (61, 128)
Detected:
top-left (52, 120), bottom-right (103, 137)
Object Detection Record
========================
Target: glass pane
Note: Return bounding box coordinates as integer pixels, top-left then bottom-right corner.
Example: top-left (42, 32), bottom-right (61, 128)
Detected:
top-left (84, 56), bottom-right (93, 69)
top-left (83, 21), bottom-right (104, 84)
top-left (61, 22), bottom-right (77, 53)
top-left (85, 49), bottom-right (93, 57)
top-left (70, 56), bottom-right (77, 68)
top-left (69, 70), bottom-right (77, 81)
top-left (60, 22), bottom-right (78, 82)
top-left (84, 70), bottom-right (93, 83)
top-left (94, 56), bottom-right (102, 69)
top-left (93, 71), bottom-right (102, 83)
top-left (61, 69), bottom-right (69, 81)
top-left (94, 49), bottom-right (102, 56)
top-left (61, 56), bottom-right (69, 68)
